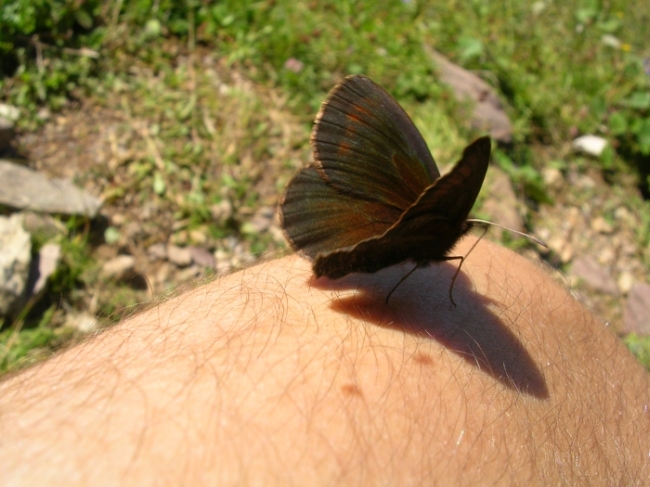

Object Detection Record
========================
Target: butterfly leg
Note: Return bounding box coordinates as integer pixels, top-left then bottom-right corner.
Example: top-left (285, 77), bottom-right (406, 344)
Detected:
top-left (444, 226), bottom-right (488, 306)
top-left (385, 264), bottom-right (419, 304)
top-left (442, 255), bottom-right (464, 307)
top-left (386, 226), bottom-right (488, 306)
top-left (386, 257), bottom-right (463, 307)
top-left (386, 254), bottom-right (466, 306)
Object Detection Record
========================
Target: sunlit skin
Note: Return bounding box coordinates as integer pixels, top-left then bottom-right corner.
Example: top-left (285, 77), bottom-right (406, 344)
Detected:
top-left (1, 237), bottom-right (649, 486)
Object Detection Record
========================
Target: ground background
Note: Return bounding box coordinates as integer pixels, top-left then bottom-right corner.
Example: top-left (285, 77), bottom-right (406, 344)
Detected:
top-left (1, 0), bottom-right (650, 372)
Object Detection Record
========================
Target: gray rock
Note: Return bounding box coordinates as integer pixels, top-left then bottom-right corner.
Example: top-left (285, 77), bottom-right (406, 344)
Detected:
top-left (147, 242), bottom-right (168, 261)
top-left (152, 262), bottom-right (173, 288)
top-left (614, 207), bottom-right (635, 227)
top-left (102, 255), bottom-right (136, 280)
top-left (29, 242), bottom-right (61, 298)
top-left (22, 212), bottom-right (67, 240)
top-left (590, 216), bottom-right (614, 234)
top-left (0, 117), bottom-right (14, 154)
top-left (4, 225), bottom-right (60, 314)
top-left (570, 256), bottom-right (618, 295)
top-left (542, 167), bottom-right (563, 189)
top-left (480, 168), bottom-right (525, 236)
top-left (428, 49), bottom-right (513, 143)
top-left (622, 282), bottom-right (650, 335)
top-left (188, 229), bottom-right (208, 245)
top-left (0, 159), bottom-right (102, 217)
top-left (244, 206), bottom-right (275, 234)
top-left (37, 107), bottom-right (51, 121)
top-left (617, 271), bottom-right (634, 295)
top-left (0, 104), bottom-right (19, 121)
top-left (167, 244), bottom-right (193, 267)
top-left (214, 249), bottom-right (233, 272)
top-left (572, 135), bottom-right (607, 157)
top-left (548, 235), bottom-right (574, 263)
top-left (175, 265), bottom-right (203, 282)
top-left (188, 246), bottom-right (216, 268)
top-left (210, 200), bottom-right (233, 224)
top-left (64, 311), bottom-right (98, 333)
top-left (0, 214), bottom-right (32, 315)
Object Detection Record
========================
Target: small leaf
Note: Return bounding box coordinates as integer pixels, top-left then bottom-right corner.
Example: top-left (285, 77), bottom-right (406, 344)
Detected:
top-left (608, 111), bottom-right (628, 135)
top-left (153, 171), bottom-right (166, 195)
top-left (104, 227), bottom-right (121, 244)
top-left (575, 2), bottom-right (598, 24)
top-left (600, 144), bottom-right (615, 169)
top-left (637, 118), bottom-right (650, 154)
top-left (621, 91), bottom-right (650, 110)
top-left (74, 8), bottom-right (93, 30)
top-left (457, 36), bottom-right (484, 62)
top-left (597, 18), bottom-right (621, 33)
top-left (144, 19), bottom-right (162, 39)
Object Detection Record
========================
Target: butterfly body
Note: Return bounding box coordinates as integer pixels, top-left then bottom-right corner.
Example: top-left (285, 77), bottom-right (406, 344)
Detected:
top-left (280, 75), bottom-right (490, 284)
top-left (313, 202), bottom-right (475, 280)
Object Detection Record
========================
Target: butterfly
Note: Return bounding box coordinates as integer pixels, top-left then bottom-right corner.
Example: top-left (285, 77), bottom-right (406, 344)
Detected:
top-left (279, 74), bottom-right (492, 304)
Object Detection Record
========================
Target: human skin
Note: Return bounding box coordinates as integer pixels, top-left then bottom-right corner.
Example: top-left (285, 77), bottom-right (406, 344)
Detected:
top-left (0, 237), bottom-right (649, 486)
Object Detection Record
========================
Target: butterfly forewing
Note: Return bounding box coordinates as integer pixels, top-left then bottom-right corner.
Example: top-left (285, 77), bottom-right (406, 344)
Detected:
top-left (313, 75), bottom-right (440, 212)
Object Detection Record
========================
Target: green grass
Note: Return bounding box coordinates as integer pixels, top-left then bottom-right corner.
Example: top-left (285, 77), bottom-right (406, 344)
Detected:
top-left (623, 333), bottom-right (650, 371)
top-left (1, 0), bottom-right (650, 372)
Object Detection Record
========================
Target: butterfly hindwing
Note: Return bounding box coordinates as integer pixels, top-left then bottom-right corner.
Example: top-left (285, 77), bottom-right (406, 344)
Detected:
top-left (280, 166), bottom-right (401, 259)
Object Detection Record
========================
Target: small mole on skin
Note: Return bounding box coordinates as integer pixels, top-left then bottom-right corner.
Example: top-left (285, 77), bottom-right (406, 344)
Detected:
top-left (341, 383), bottom-right (363, 397)
top-left (414, 352), bottom-right (434, 366)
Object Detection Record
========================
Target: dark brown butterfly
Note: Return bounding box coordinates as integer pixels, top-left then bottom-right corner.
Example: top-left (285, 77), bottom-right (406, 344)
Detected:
top-left (280, 74), bottom-right (491, 304)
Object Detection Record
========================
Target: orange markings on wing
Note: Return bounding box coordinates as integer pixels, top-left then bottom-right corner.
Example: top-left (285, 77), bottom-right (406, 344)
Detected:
top-left (337, 140), bottom-right (352, 156)
top-left (345, 113), bottom-right (362, 124)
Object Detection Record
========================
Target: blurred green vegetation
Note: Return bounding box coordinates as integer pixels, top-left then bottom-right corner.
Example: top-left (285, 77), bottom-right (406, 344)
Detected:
top-left (623, 333), bottom-right (650, 371)
top-left (3, 1), bottom-right (649, 153)
top-left (1, 0), bottom-right (650, 372)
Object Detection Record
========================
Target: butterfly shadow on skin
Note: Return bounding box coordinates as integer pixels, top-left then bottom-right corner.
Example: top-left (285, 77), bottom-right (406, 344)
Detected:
top-left (311, 262), bottom-right (549, 400)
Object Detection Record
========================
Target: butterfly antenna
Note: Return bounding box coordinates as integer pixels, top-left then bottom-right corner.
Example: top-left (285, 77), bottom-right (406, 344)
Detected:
top-left (467, 219), bottom-right (548, 248)
top-left (385, 264), bottom-right (419, 304)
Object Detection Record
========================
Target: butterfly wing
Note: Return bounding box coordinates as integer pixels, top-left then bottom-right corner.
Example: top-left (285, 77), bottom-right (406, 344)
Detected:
top-left (313, 75), bottom-right (441, 212)
top-left (282, 74), bottom-right (440, 259)
top-left (395, 136), bottom-right (491, 229)
top-left (313, 137), bottom-right (491, 278)
top-left (280, 166), bottom-right (402, 259)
